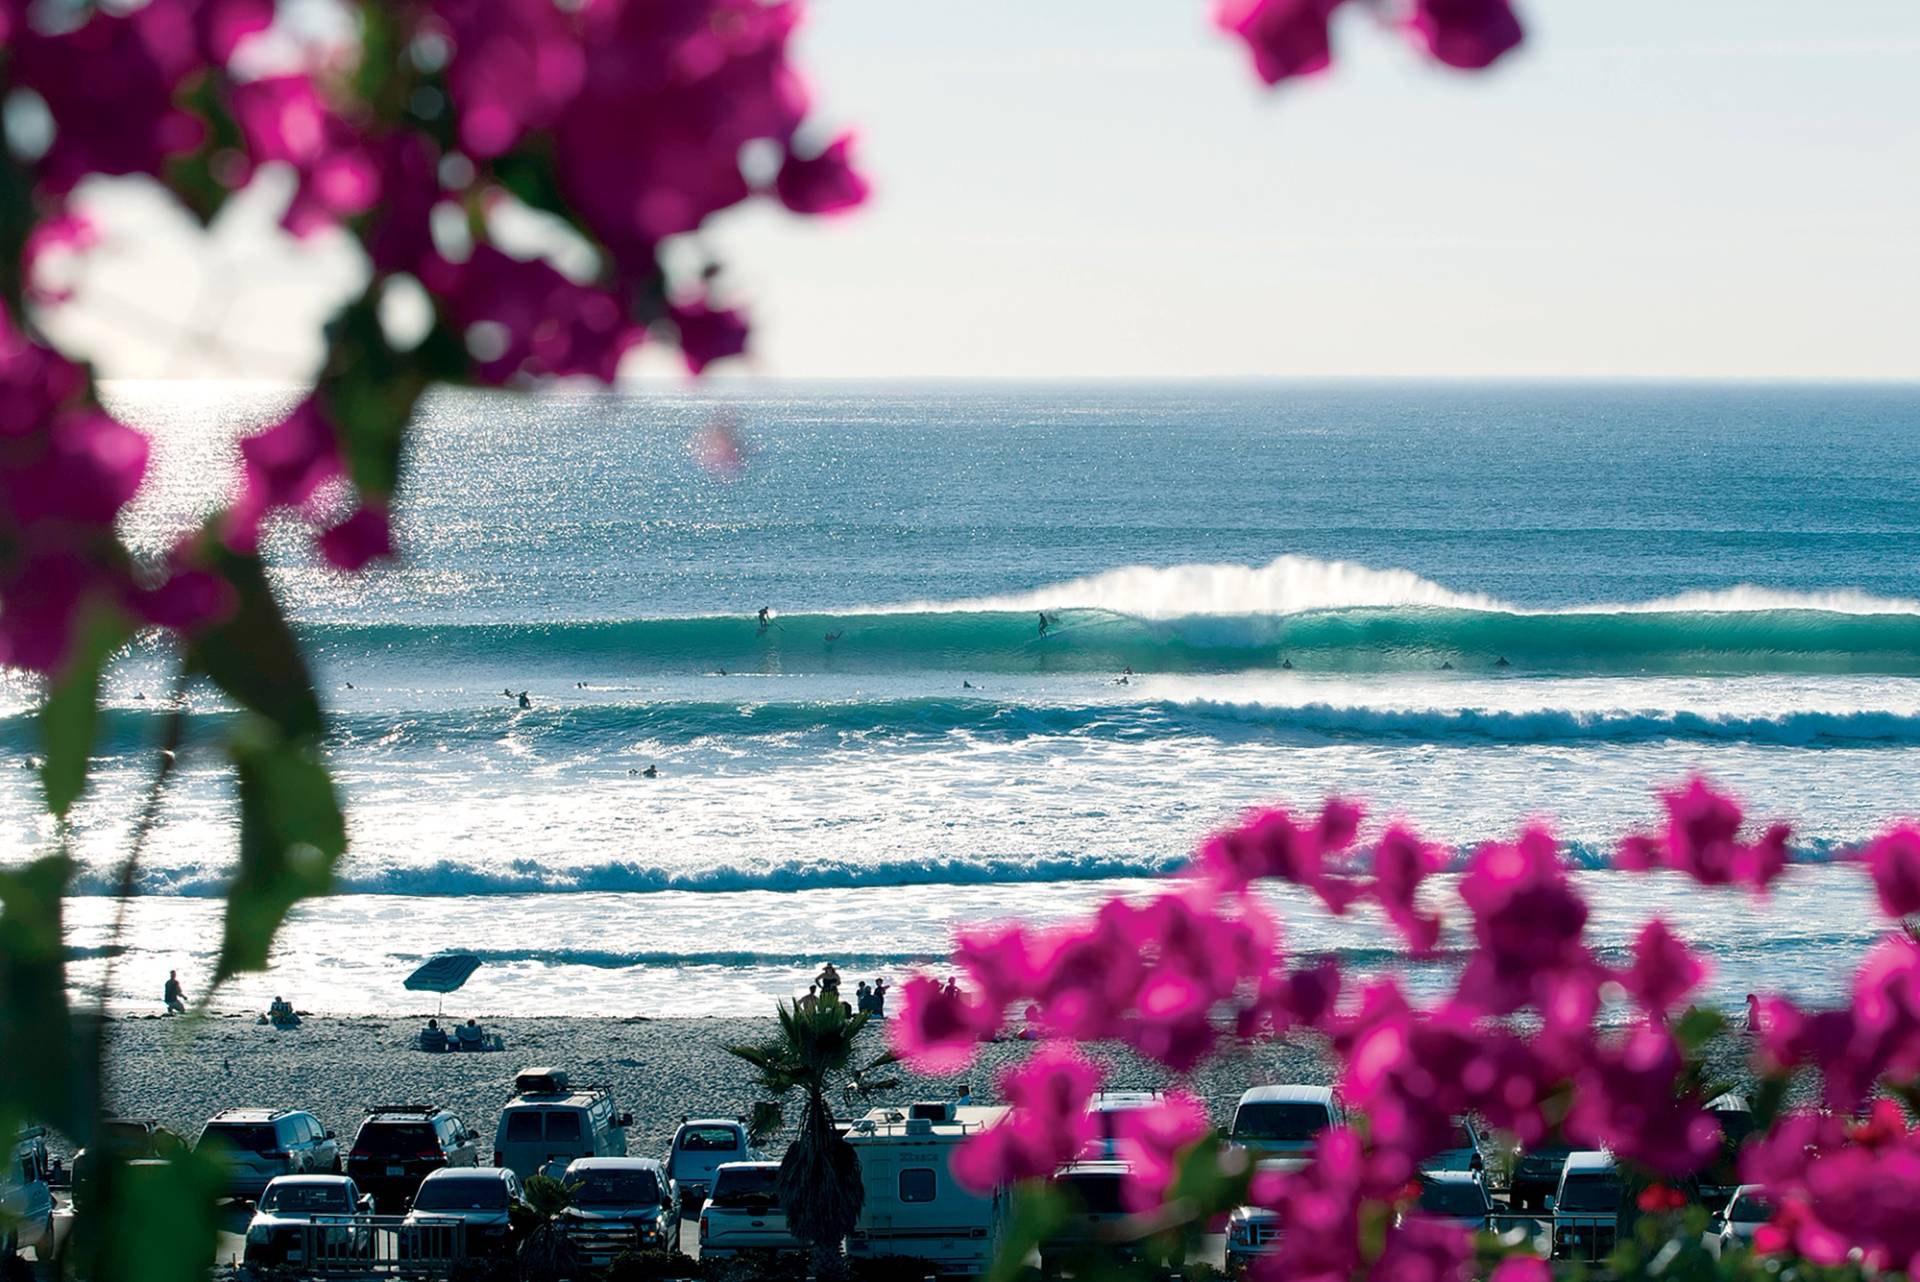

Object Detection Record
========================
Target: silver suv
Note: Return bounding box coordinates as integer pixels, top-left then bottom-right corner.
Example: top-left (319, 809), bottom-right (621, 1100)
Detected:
top-left (195, 1108), bottom-right (341, 1200)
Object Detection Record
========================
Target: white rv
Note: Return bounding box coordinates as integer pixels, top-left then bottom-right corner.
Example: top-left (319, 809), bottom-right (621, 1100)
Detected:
top-left (844, 1101), bottom-right (1010, 1276)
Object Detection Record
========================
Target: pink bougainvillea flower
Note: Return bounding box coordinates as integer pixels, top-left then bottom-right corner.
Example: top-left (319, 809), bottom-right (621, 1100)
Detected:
top-left (443, 246), bottom-right (644, 385)
top-left (1618, 917), bottom-right (1708, 1022)
top-left (1408, 0), bottom-right (1524, 71)
top-left (1194, 797), bottom-right (1364, 903)
top-left (7, 5), bottom-right (206, 192)
top-left (670, 298), bottom-right (751, 375)
top-left (1374, 1213), bottom-right (1473, 1282)
top-left (1568, 1024), bottom-right (1720, 1175)
top-left (1742, 1101), bottom-right (1920, 1273)
top-left (950, 1045), bottom-right (1103, 1191)
top-left (1109, 1091), bottom-right (1210, 1208)
top-left (1370, 822), bottom-right (1449, 955)
top-left (226, 397), bottom-right (343, 551)
top-left (365, 134), bottom-right (443, 276)
top-left (1863, 823), bottom-right (1920, 919)
top-left (1452, 823), bottom-right (1598, 1023)
top-left (1487, 1259), bottom-right (1551, 1282)
top-left (319, 503), bottom-right (395, 572)
top-left (775, 133), bottom-right (871, 215)
top-left (1618, 776), bottom-right (1792, 892)
top-left (229, 75), bottom-right (380, 236)
top-left (1215, 0), bottom-right (1346, 85)
top-left (890, 975), bottom-right (998, 1074)
top-left (437, 0), bottom-right (588, 159)
top-left (23, 211), bottom-right (100, 305)
top-left (0, 411), bottom-right (149, 529)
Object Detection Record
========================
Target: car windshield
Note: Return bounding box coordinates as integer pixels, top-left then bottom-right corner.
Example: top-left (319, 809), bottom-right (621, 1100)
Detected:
top-left (1419, 1182), bottom-right (1488, 1215)
top-left (414, 1178), bottom-right (507, 1212)
top-left (1730, 1193), bottom-right (1775, 1224)
top-left (101, 1123), bottom-right (153, 1150)
top-left (353, 1123), bottom-right (433, 1156)
top-left (679, 1127), bottom-right (740, 1152)
top-left (710, 1167), bottom-right (781, 1209)
top-left (1233, 1103), bottom-right (1331, 1143)
top-left (200, 1124), bottom-right (279, 1154)
top-left (1558, 1174), bottom-right (1622, 1213)
top-left (1057, 1172), bottom-right (1127, 1214)
top-left (262, 1184), bottom-right (351, 1213)
top-left (573, 1171), bottom-right (661, 1206)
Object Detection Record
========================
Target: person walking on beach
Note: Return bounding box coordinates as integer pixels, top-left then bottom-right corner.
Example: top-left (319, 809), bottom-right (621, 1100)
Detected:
top-left (164, 970), bottom-right (187, 1014)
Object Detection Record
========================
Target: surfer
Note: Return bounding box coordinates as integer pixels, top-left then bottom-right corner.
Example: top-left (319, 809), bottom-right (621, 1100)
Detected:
top-left (517, 691), bottom-right (531, 708)
top-left (824, 631), bottom-right (842, 643)
top-left (1037, 612), bottom-right (1050, 637)
top-left (1114, 675), bottom-right (1129, 685)
top-left (642, 764), bottom-right (658, 778)
top-left (963, 680), bottom-right (975, 689)
top-left (757, 606), bottom-right (772, 630)
top-left (1494, 656), bottom-right (1511, 669)
top-left (1439, 661), bottom-right (1454, 671)
top-left (1281, 658), bottom-right (1294, 670)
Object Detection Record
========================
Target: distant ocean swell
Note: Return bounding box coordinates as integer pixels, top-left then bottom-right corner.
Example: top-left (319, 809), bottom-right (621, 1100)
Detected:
top-left (29, 700), bottom-right (1920, 755)
top-left (71, 840), bottom-right (1854, 898)
top-left (291, 606), bottom-right (1920, 676)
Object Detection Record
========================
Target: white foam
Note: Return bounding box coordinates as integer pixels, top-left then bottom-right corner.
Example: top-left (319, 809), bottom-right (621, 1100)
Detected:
top-left (875, 555), bottom-right (1920, 619)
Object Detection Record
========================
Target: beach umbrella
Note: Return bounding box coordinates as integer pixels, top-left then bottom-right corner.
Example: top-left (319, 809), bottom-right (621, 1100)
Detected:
top-left (404, 953), bottom-right (483, 1014)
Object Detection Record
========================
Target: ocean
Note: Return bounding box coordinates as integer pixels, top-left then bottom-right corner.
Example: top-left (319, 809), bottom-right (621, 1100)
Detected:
top-left (9, 380), bottom-right (1920, 1018)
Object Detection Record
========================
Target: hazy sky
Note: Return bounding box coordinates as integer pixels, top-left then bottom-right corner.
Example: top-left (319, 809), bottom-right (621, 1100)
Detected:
top-left (43, 0), bottom-right (1920, 380)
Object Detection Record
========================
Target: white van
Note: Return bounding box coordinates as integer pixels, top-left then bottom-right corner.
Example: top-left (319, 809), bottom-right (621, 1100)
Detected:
top-left (491, 1068), bottom-right (632, 1179)
top-left (1549, 1151), bottom-right (1623, 1262)
top-left (844, 1101), bottom-right (1010, 1276)
top-left (3, 1129), bottom-right (56, 1259)
top-left (1229, 1086), bottom-right (1343, 1160)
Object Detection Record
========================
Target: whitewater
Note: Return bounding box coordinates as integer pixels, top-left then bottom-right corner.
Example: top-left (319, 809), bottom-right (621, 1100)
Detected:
top-left (10, 380), bottom-right (1920, 1016)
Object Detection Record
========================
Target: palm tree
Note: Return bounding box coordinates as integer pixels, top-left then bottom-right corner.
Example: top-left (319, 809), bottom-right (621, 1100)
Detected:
top-left (726, 996), bottom-right (898, 1277)
top-left (516, 1173), bottom-right (582, 1282)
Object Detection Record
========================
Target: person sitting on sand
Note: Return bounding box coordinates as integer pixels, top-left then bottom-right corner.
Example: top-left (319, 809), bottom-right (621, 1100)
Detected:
top-left (268, 996), bottom-right (300, 1029)
top-left (456, 1018), bottom-right (485, 1050)
top-left (420, 1017), bottom-right (449, 1052)
top-left (164, 969), bottom-right (187, 1014)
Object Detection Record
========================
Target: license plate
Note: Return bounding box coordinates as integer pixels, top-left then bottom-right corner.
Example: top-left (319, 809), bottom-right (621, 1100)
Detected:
top-left (387, 1165), bottom-right (405, 1176)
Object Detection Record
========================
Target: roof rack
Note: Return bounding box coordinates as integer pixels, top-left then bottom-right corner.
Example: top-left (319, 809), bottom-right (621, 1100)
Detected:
top-left (370, 1103), bottom-right (441, 1115)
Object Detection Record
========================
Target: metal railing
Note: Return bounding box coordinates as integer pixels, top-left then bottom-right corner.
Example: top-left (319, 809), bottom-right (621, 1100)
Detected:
top-left (1550, 1213), bottom-right (1619, 1263)
top-left (264, 1215), bottom-right (471, 1276)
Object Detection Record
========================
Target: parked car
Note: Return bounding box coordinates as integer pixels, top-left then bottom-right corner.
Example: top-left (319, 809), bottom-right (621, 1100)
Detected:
top-left (1508, 1142), bottom-right (1573, 1212)
top-left (699, 1161), bottom-right (805, 1261)
top-left (556, 1157), bottom-right (680, 1265)
top-left (492, 1068), bottom-right (631, 1180)
top-left (1549, 1151), bottom-right (1623, 1262)
top-left (242, 1175), bottom-right (374, 1268)
top-left (1224, 1161), bottom-right (1306, 1278)
top-left (1411, 1172), bottom-right (1493, 1231)
top-left (1707, 1185), bottom-right (1774, 1259)
top-left (1423, 1119), bottom-right (1487, 1176)
top-left (70, 1117), bottom-right (186, 1208)
top-left (404, 1168), bottom-right (527, 1259)
top-left (194, 1108), bottom-right (340, 1201)
top-left (345, 1104), bottom-right (480, 1212)
top-left (1229, 1086), bottom-right (1343, 1160)
top-left (664, 1118), bottom-right (761, 1212)
top-left (3, 1129), bottom-right (56, 1260)
top-left (1082, 1091), bottom-right (1166, 1160)
top-left (1038, 1160), bottom-right (1148, 1277)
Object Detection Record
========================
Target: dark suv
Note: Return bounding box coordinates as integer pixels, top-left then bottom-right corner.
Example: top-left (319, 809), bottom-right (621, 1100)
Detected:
top-left (344, 1105), bottom-right (481, 1211)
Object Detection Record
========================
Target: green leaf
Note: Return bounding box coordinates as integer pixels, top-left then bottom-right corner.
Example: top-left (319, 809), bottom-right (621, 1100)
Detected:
top-left (319, 295), bottom-right (433, 497)
top-left (215, 723), bottom-right (347, 981)
top-left (1673, 1005), bottom-right (1725, 1053)
top-left (77, 1146), bottom-right (225, 1282)
top-left (183, 538), bottom-right (322, 739)
top-left (40, 613), bottom-right (130, 817)
top-left (989, 1182), bottom-right (1070, 1282)
top-left (0, 856), bottom-right (85, 1136)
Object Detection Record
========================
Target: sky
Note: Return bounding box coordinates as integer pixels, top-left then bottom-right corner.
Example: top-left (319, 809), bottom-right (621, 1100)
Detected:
top-left (38, 0), bottom-right (1920, 381)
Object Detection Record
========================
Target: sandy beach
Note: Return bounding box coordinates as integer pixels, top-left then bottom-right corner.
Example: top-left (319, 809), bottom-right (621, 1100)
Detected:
top-left (88, 1011), bottom-right (1765, 1165)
